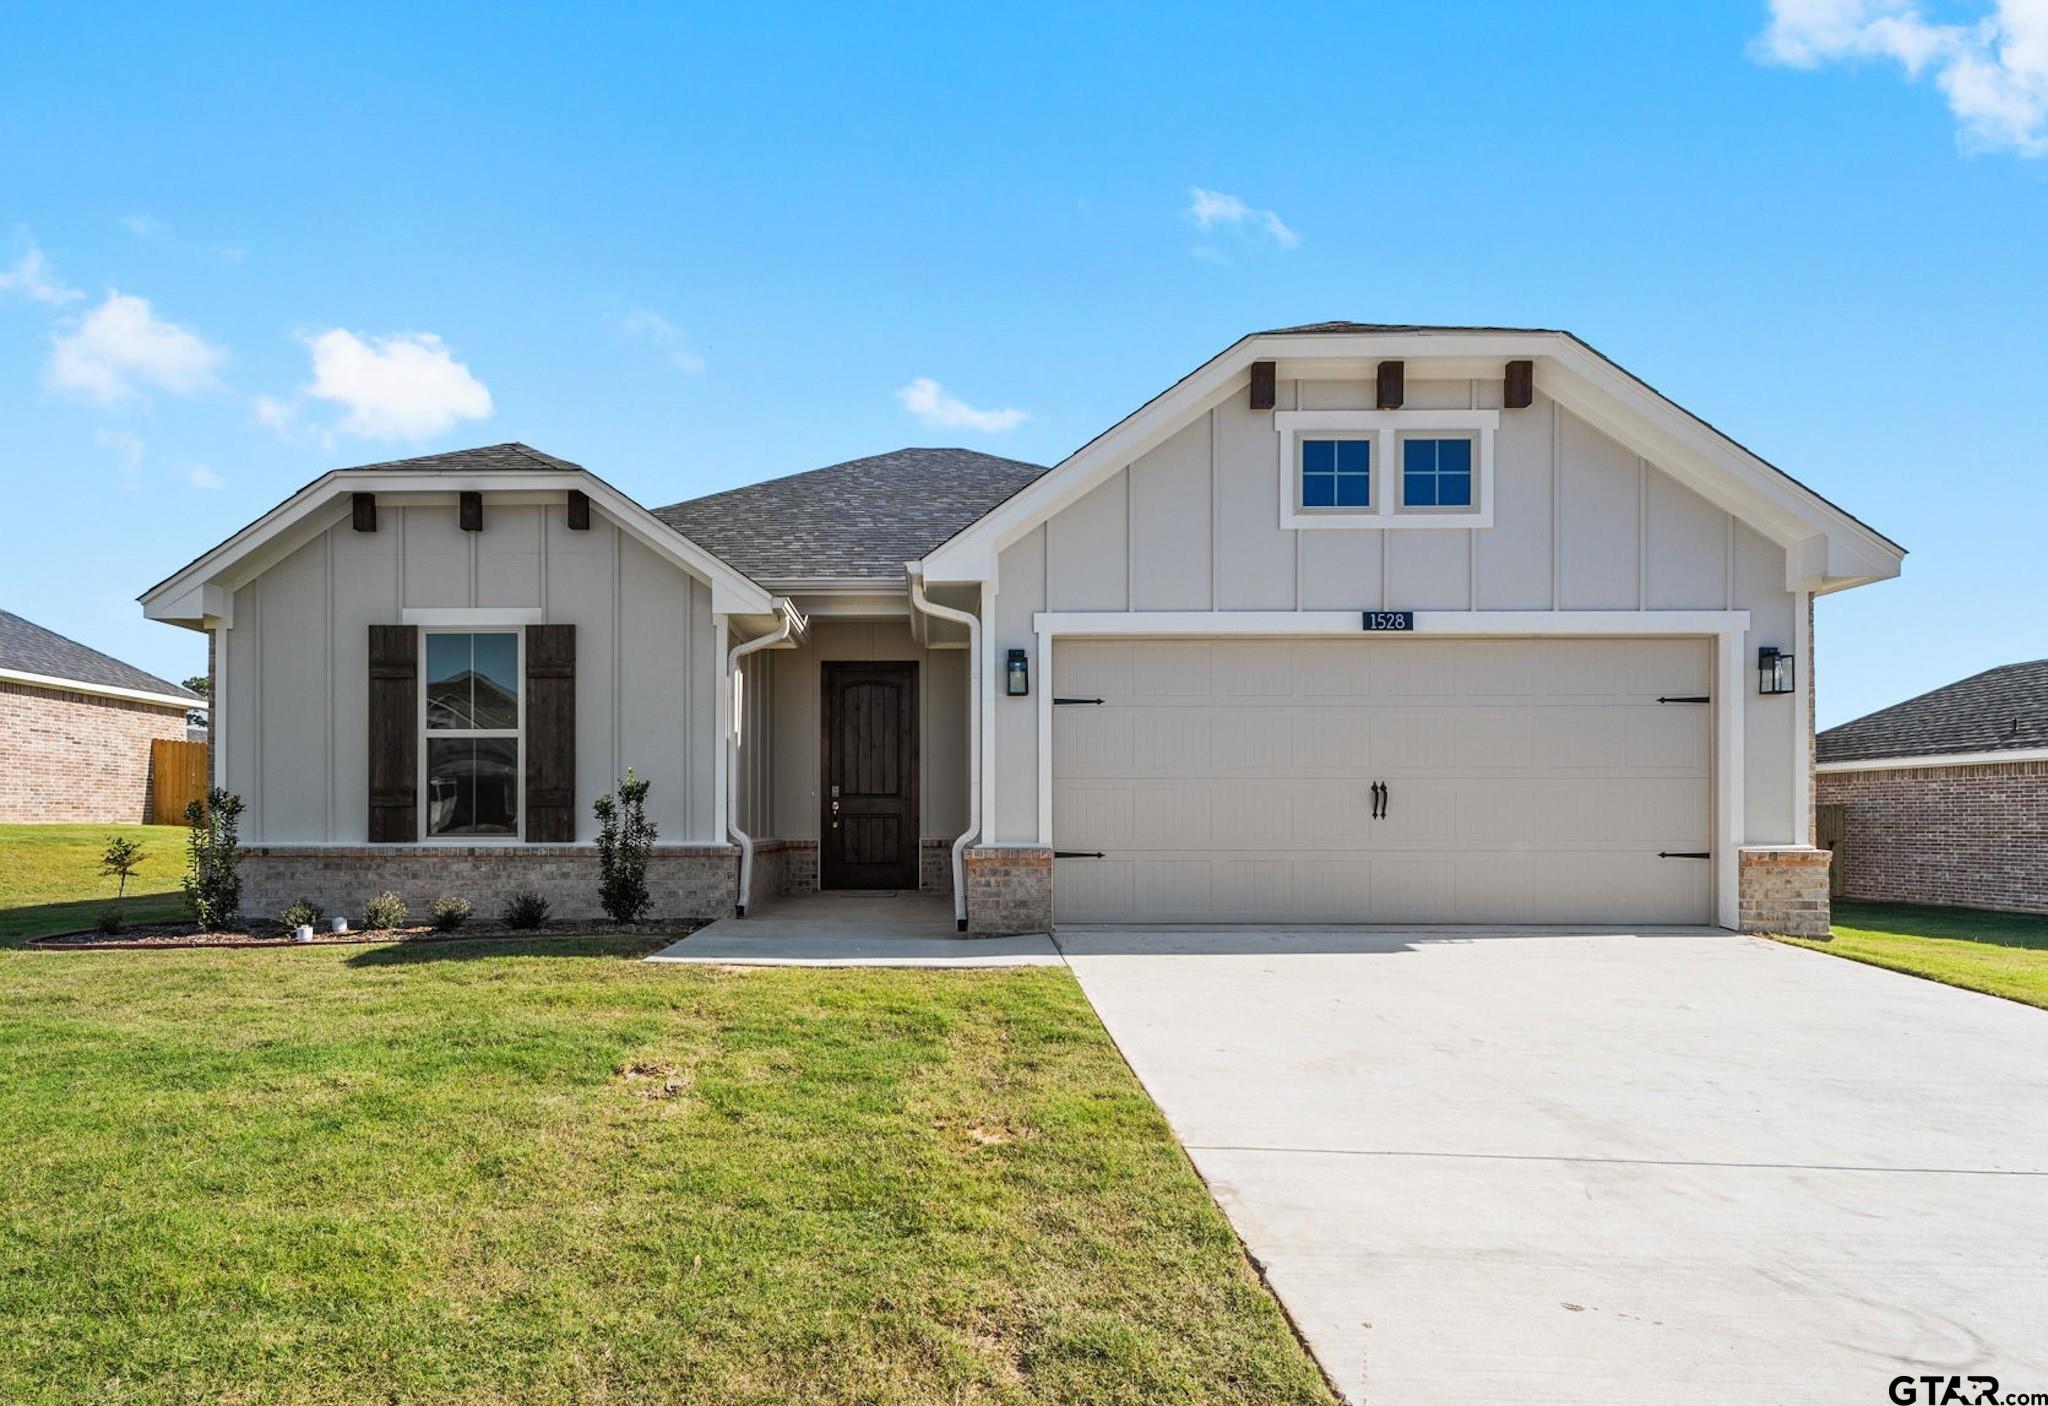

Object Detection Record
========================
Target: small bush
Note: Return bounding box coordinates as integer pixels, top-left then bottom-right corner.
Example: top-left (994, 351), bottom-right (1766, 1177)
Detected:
top-left (503, 891), bottom-right (550, 930)
top-left (430, 896), bottom-right (472, 931)
top-left (280, 898), bottom-right (324, 929)
top-left (181, 789), bottom-right (245, 929)
top-left (363, 891), bottom-right (409, 930)
top-left (96, 908), bottom-right (125, 936)
top-left (594, 768), bottom-right (657, 923)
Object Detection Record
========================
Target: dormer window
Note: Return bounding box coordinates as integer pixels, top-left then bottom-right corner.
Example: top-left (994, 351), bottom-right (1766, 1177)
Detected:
top-left (1299, 437), bottom-right (1372, 511)
top-left (1275, 409), bottom-right (1496, 530)
top-left (1399, 433), bottom-right (1476, 511)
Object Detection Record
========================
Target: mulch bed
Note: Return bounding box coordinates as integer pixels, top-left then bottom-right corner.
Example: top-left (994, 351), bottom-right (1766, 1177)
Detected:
top-left (30, 919), bottom-right (706, 951)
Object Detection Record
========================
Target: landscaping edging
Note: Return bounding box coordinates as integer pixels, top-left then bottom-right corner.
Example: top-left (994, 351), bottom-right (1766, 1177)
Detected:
top-left (30, 922), bottom-right (704, 952)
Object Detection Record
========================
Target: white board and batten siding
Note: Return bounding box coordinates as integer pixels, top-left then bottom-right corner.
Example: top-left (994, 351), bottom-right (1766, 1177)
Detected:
top-left (220, 502), bottom-right (720, 845)
top-left (990, 382), bottom-right (1806, 921)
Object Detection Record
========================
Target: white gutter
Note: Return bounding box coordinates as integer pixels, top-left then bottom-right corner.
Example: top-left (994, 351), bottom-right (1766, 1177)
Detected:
top-left (725, 599), bottom-right (805, 917)
top-left (0, 667), bottom-right (207, 712)
top-left (1818, 745), bottom-right (2048, 773)
top-left (908, 565), bottom-right (980, 932)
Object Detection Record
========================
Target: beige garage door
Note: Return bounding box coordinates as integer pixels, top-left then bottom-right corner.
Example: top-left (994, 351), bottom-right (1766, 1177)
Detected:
top-left (1052, 637), bottom-right (1713, 925)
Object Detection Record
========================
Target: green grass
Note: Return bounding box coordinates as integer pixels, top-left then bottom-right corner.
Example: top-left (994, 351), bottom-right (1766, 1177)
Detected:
top-left (0, 933), bottom-right (1333, 1404)
top-left (0, 822), bottom-right (192, 940)
top-left (1776, 899), bottom-right (2048, 1010)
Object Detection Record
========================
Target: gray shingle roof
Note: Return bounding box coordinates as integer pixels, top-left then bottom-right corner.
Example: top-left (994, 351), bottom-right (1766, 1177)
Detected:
top-left (1818, 661), bottom-right (2048, 763)
top-left (0, 610), bottom-right (199, 699)
top-left (652, 448), bottom-right (1047, 583)
top-left (339, 442), bottom-right (583, 473)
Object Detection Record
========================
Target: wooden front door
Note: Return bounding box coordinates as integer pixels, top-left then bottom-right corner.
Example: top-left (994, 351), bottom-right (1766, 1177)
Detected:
top-left (821, 661), bottom-right (919, 889)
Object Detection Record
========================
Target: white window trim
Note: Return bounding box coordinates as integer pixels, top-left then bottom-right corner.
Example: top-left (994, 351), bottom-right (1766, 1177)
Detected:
top-left (418, 625), bottom-right (525, 844)
top-left (1393, 429), bottom-right (1482, 516)
top-left (1289, 431), bottom-right (1377, 520)
top-left (1276, 410), bottom-right (1497, 530)
top-left (1030, 609), bottom-right (1751, 930)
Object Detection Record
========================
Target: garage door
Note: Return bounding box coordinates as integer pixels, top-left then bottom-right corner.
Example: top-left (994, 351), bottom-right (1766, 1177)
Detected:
top-left (1051, 637), bottom-right (1712, 925)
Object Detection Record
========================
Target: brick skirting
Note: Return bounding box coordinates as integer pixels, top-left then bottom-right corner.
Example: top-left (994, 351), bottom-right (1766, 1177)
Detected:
top-left (240, 844), bottom-right (738, 926)
top-left (1817, 760), bottom-right (2047, 915)
top-left (1738, 846), bottom-right (1832, 936)
top-left (963, 845), bottom-right (1053, 935)
top-left (0, 680), bottom-right (192, 824)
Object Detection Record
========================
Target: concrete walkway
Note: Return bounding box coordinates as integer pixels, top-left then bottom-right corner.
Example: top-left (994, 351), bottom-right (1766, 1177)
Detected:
top-left (1060, 925), bottom-right (2048, 1405)
top-left (643, 891), bottom-right (1060, 967)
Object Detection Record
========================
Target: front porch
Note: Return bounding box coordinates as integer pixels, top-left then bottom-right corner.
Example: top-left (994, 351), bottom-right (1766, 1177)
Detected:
top-left (646, 890), bottom-right (1058, 966)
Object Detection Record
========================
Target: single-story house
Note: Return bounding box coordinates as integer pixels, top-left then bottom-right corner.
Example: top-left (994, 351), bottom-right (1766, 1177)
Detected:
top-left (1, 609), bottom-right (205, 824)
top-left (1817, 660), bottom-right (2046, 914)
top-left (139, 325), bottom-right (1904, 935)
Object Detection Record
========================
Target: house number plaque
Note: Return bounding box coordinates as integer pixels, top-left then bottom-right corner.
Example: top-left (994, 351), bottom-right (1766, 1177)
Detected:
top-left (1361, 611), bottom-right (1414, 631)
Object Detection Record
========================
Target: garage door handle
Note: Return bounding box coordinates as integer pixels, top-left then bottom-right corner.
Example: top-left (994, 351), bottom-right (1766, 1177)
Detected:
top-left (1371, 781), bottom-right (1387, 819)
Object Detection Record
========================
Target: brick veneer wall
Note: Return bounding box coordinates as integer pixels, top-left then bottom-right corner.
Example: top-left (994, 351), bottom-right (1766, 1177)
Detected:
top-left (963, 845), bottom-right (1053, 935)
top-left (240, 845), bottom-right (739, 925)
top-left (1817, 760), bottom-right (2048, 914)
top-left (1738, 846), bottom-right (1832, 936)
top-left (0, 680), bottom-right (191, 824)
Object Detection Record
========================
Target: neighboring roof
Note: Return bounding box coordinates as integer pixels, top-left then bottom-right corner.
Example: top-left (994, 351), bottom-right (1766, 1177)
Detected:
top-left (0, 610), bottom-right (199, 701)
top-left (920, 322), bottom-right (1905, 591)
top-left (653, 448), bottom-right (1048, 583)
top-left (1819, 661), bottom-right (2048, 764)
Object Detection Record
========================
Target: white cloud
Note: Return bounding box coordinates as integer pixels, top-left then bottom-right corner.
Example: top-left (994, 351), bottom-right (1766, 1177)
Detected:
top-left (1755, 0), bottom-right (2048, 155)
top-left (187, 465), bottom-right (225, 491)
top-left (301, 329), bottom-right (493, 440)
top-left (619, 308), bottom-right (705, 373)
top-left (1185, 186), bottom-right (1299, 248)
top-left (47, 292), bottom-right (225, 403)
top-left (120, 213), bottom-right (165, 238)
top-left (96, 429), bottom-right (144, 490)
top-left (0, 243), bottom-right (81, 304)
top-left (251, 393), bottom-right (297, 435)
top-left (895, 377), bottom-right (1028, 434)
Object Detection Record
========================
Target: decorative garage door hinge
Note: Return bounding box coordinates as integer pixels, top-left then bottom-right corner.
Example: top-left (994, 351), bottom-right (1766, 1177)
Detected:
top-left (1657, 851), bottom-right (1711, 859)
top-left (1053, 697), bottom-right (1104, 705)
top-left (1656, 695), bottom-right (1710, 704)
top-left (1053, 850), bottom-right (1106, 859)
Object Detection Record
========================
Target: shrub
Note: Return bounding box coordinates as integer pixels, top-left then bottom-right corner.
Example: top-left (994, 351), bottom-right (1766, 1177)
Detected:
top-left (503, 891), bottom-right (550, 930)
top-left (594, 767), bottom-right (657, 923)
top-left (96, 907), bottom-right (125, 936)
top-left (280, 898), bottom-right (324, 929)
top-left (430, 896), bottom-right (472, 931)
top-left (363, 891), bottom-right (408, 930)
top-left (181, 789), bottom-right (245, 930)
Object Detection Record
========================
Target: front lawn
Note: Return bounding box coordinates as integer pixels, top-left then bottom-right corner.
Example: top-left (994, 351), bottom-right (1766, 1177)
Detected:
top-left (0, 936), bottom-right (1332, 1404)
top-left (0, 822), bottom-right (190, 940)
top-left (1776, 900), bottom-right (2048, 1010)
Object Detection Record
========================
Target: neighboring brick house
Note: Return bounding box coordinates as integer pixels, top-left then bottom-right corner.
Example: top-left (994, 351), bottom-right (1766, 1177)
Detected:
top-left (0, 610), bottom-right (205, 824)
top-left (1817, 661), bottom-right (2047, 914)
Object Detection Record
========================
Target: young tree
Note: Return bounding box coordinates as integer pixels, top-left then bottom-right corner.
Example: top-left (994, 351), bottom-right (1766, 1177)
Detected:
top-left (97, 835), bottom-right (145, 934)
top-left (593, 768), bottom-right (656, 923)
top-left (182, 789), bottom-right (245, 929)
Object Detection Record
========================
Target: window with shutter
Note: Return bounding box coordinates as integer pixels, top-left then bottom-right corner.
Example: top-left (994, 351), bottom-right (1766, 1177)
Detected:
top-left (367, 625), bottom-right (418, 841)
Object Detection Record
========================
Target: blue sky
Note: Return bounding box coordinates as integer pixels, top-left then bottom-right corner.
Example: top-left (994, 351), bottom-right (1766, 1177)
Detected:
top-left (2, 1), bottom-right (2043, 726)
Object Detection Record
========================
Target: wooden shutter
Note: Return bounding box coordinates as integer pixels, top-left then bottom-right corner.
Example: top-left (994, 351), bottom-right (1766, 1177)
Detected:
top-left (367, 625), bottom-right (418, 841)
top-left (525, 624), bottom-right (576, 842)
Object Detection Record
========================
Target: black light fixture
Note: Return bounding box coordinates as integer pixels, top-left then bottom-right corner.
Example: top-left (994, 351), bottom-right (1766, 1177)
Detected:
top-left (1758, 646), bottom-right (1795, 695)
top-left (1006, 648), bottom-right (1030, 697)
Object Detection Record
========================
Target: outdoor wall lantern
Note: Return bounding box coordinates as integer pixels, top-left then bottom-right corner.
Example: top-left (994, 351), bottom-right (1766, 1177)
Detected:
top-left (1006, 648), bottom-right (1030, 697)
top-left (1758, 646), bottom-right (1795, 696)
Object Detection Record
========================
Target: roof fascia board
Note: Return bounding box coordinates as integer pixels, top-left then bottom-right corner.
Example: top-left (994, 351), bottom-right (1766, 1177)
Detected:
top-left (1818, 745), bottom-right (2048, 772)
top-left (0, 666), bottom-right (204, 711)
top-left (142, 468), bottom-right (773, 622)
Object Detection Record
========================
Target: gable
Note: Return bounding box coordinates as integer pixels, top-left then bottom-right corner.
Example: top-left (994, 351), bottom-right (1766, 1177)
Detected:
top-left (920, 327), bottom-right (1903, 596)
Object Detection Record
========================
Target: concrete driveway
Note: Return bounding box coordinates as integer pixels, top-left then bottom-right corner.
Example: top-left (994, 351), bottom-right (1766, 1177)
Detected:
top-left (1059, 927), bottom-right (2048, 1405)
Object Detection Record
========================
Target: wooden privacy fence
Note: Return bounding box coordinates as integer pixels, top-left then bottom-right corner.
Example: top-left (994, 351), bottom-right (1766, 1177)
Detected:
top-left (150, 738), bottom-right (209, 823)
top-left (1816, 803), bottom-right (1846, 897)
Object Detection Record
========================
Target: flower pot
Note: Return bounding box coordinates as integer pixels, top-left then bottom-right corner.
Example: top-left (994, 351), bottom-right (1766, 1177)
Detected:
top-left (329, 916), bottom-right (349, 933)
top-left (294, 924), bottom-right (315, 943)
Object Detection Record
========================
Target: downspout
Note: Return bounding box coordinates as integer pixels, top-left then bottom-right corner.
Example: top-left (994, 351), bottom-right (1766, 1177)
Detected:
top-left (726, 598), bottom-right (801, 917)
top-left (908, 566), bottom-right (979, 931)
